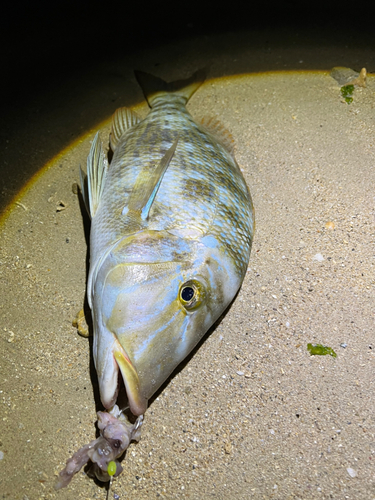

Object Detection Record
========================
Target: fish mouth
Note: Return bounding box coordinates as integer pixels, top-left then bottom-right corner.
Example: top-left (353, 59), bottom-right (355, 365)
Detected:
top-left (100, 339), bottom-right (148, 416)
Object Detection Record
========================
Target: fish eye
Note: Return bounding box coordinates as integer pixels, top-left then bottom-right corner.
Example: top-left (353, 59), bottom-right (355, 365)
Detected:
top-left (181, 286), bottom-right (194, 302)
top-left (179, 279), bottom-right (205, 311)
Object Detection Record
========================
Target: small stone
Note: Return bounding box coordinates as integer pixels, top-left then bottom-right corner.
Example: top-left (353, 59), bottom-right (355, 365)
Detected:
top-left (56, 201), bottom-right (67, 212)
top-left (340, 343), bottom-right (347, 348)
top-left (347, 467), bottom-right (357, 478)
top-left (331, 67), bottom-right (367, 87)
top-left (0, 451), bottom-right (4, 460)
top-left (312, 253), bottom-right (324, 262)
top-left (325, 221), bottom-right (335, 230)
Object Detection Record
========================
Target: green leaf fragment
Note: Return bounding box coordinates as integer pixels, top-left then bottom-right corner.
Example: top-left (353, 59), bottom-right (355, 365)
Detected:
top-left (340, 84), bottom-right (354, 104)
top-left (307, 343), bottom-right (337, 358)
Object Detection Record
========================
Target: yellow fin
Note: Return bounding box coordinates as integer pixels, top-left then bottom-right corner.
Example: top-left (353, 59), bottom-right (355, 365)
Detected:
top-left (134, 69), bottom-right (206, 107)
top-left (110, 107), bottom-right (141, 151)
top-left (200, 116), bottom-right (235, 154)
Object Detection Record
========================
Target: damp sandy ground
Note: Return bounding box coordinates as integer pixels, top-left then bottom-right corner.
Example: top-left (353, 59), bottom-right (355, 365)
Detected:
top-left (1, 68), bottom-right (375, 499)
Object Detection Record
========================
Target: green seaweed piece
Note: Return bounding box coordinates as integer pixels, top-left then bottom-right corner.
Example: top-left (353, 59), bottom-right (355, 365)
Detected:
top-left (340, 84), bottom-right (354, 104)
top-left (307, 343), bottom-right (337, 358)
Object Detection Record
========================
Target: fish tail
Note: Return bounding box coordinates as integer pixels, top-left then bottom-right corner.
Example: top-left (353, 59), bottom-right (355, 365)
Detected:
top-left (134, 69), bottom-right (206, 107)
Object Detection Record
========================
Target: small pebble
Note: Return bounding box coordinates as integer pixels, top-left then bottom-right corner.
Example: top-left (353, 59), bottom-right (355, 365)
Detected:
top-left (224, 442), bottom-right (232, 454)
top-left (347, 467), bottom-right (357, 478)
top-left (312, 253), bottom-right (324, 262)
top-left (71, 182), bottom-right (79, 194)
top-left (340, 343), bottom-right (347, 348)
top-left (330, 67), bottom-right (367, 87)
top-left (325, 221), bottom-right (335, 230)
top-left (0, 451), bottom-right (4, 460)
top-left (56, 201), bottom-right (67, 212)
top-left (236, 371), bottom-right (244, 376)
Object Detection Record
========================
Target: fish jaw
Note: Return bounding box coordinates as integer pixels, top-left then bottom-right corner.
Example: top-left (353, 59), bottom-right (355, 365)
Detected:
top-left (91, 314), bottom-right (119, 409)
top-left (90, 231), bottom-right (196, 415)
top-left (92, 315), bottom-right (147, 415)
top-left (113, 349), bottom-right (147, 415)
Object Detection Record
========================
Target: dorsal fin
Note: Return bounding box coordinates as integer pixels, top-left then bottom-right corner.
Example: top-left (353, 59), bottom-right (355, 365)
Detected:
top-left (125, 139), bottom-right (178, 220)
top-left (134, 70), bottom-right (206, 108)
top-left (83, 132), bottom-right (108, 218)
top-left (110, 107), bottom-right (141, 151)
top-left (200, 116), bottom-right (235, 154)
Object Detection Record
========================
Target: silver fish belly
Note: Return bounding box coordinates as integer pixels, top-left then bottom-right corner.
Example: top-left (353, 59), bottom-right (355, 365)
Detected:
top-left (82, 70), bottom-right (255, 417)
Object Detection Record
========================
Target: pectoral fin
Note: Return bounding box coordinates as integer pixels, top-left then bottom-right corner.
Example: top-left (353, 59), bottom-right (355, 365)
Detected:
top-left (84, 132), bottom-right (108, 217)
top-left (127, 138), bottom-right (178, 220)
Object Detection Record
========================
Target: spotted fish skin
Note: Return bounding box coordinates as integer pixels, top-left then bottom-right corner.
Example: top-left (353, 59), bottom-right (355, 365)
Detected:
top-left (83, 71), bottom-right (254, 416)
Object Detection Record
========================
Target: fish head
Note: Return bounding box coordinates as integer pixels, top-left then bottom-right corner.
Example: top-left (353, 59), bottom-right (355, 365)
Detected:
top-left (91, 229), bottom-right (244, 416)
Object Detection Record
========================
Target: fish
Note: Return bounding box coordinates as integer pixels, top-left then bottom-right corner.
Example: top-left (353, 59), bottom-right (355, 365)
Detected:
top-left (57, 69), bottom-right (254, 487)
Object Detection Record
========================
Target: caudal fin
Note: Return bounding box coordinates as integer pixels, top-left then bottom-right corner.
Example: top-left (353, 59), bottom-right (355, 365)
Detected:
top-left (134, 69), bottom-right (206, 108)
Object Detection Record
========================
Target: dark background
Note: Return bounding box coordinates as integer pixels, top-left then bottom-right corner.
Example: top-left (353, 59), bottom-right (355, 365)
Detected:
top-left (2, 1), bottom-right (372, 101)
top-left (0, 0), bottom-right (373, 213)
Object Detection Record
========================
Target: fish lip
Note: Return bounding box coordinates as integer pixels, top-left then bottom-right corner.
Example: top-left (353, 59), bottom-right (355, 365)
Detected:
top-left (111, 339), bottom-right (148, 416)
top-left (98, 335), bottom-right (147, 416)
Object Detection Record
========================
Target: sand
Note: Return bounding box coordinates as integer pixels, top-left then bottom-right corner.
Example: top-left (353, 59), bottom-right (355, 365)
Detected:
top-left (0, 33), bottom-right (374, 500)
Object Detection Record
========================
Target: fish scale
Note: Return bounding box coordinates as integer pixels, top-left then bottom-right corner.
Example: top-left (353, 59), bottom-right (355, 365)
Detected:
top-left (92, 109), bottom-right (251, 272)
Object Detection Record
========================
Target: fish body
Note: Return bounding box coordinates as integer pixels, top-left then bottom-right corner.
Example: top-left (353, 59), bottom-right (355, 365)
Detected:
top-left (83, 71), bottom-right (254, 416)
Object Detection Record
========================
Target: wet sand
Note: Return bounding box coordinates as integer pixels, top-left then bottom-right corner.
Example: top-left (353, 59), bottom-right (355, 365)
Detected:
top-left (1, 37), bottom-right (375, 500)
